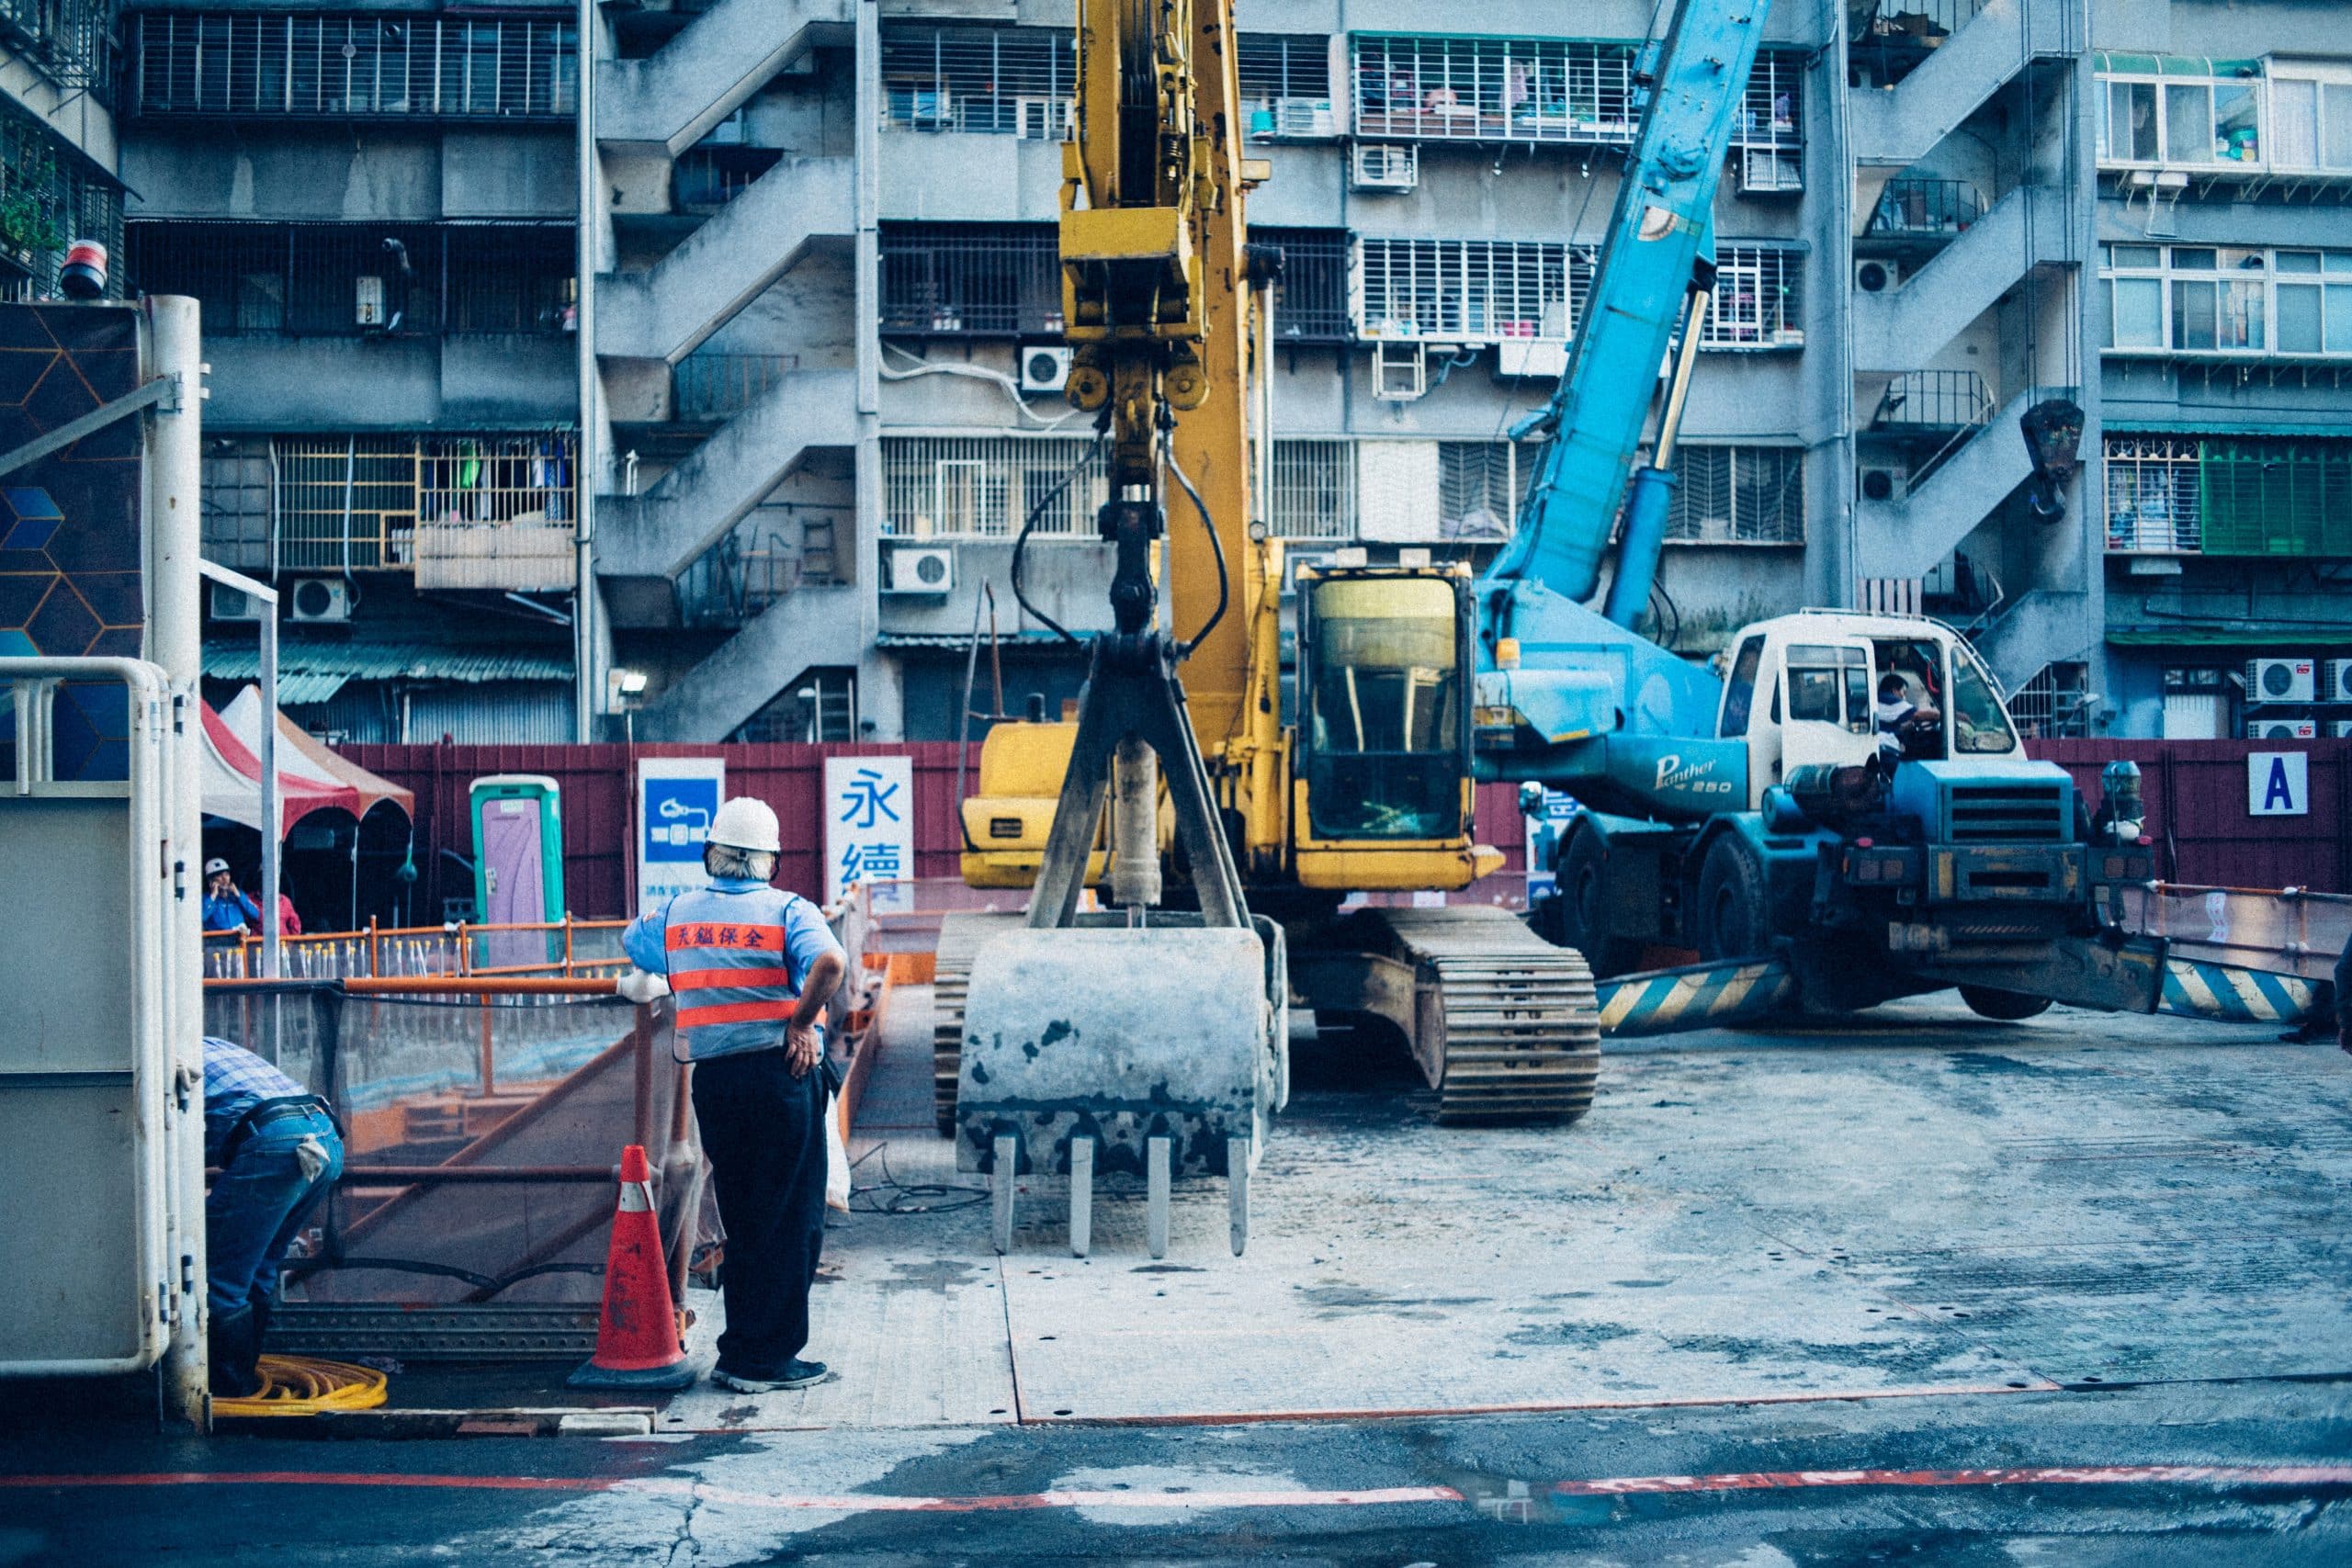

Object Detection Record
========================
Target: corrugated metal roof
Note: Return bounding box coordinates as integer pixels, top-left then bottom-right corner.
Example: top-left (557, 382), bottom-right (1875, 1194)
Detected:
top-left (268, 672), bottom-right (352, 706)
top-left (204, 639), bottom-right (573, 684)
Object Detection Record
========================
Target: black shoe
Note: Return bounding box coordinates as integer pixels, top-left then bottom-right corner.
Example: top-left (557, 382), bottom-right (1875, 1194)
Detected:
top-left (710, 1359), bottom-right (831, 1393)
top-left (208, 1305), bottom-right (265, 1398)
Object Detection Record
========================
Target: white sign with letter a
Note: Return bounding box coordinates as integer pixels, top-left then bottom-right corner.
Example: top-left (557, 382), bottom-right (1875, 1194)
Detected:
top-left (2247, 751), bottom-right (2308, 818)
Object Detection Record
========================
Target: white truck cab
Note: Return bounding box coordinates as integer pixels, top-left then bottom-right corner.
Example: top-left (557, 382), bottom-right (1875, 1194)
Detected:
top-left (1712, 612), bottom-right (2022, 809)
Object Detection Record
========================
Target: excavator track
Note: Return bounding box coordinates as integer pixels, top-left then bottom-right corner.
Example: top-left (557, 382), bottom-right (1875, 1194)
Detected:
top-left (932, 910), bottom-right (1024, 1136)
top-left (1369, 908), bottom-right (1601, 1124)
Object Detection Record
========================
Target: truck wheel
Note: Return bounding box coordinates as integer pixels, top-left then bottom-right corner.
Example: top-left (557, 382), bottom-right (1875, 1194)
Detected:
top-left (1693, 836), bottom-right (1770, 962)
top-left (1959, 985), bottom-right (2053, 1021)
top-left (1553, 829), bottom-right (1639, 977)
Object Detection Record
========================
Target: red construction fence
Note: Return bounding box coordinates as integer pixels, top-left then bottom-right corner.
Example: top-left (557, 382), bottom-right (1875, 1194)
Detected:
top-left (342, 738), bottom-right (2352, 922)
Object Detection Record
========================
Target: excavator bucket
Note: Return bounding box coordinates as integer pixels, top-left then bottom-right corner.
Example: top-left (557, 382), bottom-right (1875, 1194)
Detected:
top-left (956, 921), bottom-right (1283, 1259)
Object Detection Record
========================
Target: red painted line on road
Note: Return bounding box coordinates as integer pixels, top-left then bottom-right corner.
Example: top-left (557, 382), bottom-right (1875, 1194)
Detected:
top-left (1553, 1463), bottom-right (2352, 1496)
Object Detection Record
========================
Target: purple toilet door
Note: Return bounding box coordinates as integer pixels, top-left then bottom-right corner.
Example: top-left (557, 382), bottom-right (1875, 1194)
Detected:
top-left (481, 798), bottom-right (544, 969)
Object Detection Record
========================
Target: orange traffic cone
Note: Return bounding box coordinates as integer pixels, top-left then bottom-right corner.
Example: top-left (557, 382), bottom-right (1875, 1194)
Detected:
top-left (569, 1145), bottom-right (699, 1390)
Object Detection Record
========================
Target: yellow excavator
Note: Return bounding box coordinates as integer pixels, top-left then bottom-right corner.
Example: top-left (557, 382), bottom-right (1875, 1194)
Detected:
top-left (942, 0), bottom-right (1598, 1258)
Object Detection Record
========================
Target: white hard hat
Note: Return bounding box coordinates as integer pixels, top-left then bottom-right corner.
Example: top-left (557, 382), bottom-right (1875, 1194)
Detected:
top-left (205, 857), bottom-right (232, 876)
top-left (708, 795), bottom-right (782, 854)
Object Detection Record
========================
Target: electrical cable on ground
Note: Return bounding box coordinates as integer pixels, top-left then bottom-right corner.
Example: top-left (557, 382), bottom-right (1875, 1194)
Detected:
top-left (211, 1355), bottom-right (389, 1417)
top-left (846, 1143), bottom-right (991, 1215)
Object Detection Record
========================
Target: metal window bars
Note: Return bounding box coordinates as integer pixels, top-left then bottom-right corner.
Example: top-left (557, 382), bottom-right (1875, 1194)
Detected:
top-left (2103, 435), bottom-right (2202, 553)
top-left (1866, 177), bottom-right (1989, 238)
top-left (1871, 369), bottom-right (1995, 431)
top-left (124, 221), bottom-right (575, 337)
top-left (0, 99), bottom-right (124, 298)
top-left (1259, 227), bottom-right (1350, 341)
top-left (878, 223), bottom-right (1064, 336)
top-left (1665, 446), bottom-right (1805, 544)
top-left (2006, 661), bottom-right (2094, 739)
top-left (1352, 237), bottom-right (1593, 343)
top-left (880, 436), bottom-right (1109, 540)
top-left (1698, 245), bottom-right (1803, 347)
top-left (1352, 34), bottom-right (1637, 145)
top-left (673, 352), bottom-right (797, 423)
top-left (879, 25), bottom-right (1074, 139)
top-left (132, 12), bottom-right (579, 119)
top-left (1268, 440), bottom-right (1356, 540)
top-left (0, 0), bottom-right (111, 92)
top-left (1439, 441), bottom-right (1528, 541)
top-left (673, 147), bottom-right (783, 210)
top-left (1239, 33), bottom-right (1336, 139)
top-left (273, 434), bottom-right (579, 572)
top-left (678, 521), bottom-right (807, 630)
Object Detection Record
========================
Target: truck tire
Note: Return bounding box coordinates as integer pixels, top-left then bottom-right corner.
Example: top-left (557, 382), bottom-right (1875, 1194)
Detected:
top-left (1693, 835), bottom-right (1770, 962)
top-left (1552, 828), bottom-right (1640, 977)
top-left (1958, 985), bottom-right (2053, 1021)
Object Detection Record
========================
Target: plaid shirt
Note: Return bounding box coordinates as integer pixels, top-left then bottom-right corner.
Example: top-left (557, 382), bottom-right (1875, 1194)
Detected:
top-left (202, 1036), bottom-right (311, 1164)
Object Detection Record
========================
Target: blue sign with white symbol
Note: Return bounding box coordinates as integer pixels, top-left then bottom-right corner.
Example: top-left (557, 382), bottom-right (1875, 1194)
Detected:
top-left (636, 758), bottom-right (728, 917)
top-left (644, 777), bottom-right (718, 862)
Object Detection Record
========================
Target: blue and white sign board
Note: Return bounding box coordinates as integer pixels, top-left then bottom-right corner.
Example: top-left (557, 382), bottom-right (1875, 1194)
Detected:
top-left (1523, 789), bottom-right (1583, 901)
top-left (637, 756), bottom-right (725, 917)
top-left (826, 755), bottom-right (915, 905)
top-left (2248, 751), bottom-right (2309, 818)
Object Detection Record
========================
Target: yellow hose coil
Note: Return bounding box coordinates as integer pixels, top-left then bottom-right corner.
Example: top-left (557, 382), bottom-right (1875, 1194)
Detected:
top-left (212, 1355), bottom-right (389, 1416)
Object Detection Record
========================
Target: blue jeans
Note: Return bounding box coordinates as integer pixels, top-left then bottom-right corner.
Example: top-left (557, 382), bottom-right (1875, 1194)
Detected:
top-left (207, 1108), bottom-right (343, 1316)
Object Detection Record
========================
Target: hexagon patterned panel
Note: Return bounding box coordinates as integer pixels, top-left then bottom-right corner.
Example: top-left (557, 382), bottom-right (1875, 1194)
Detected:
top-left (0, 304), bottom-right (144, 780)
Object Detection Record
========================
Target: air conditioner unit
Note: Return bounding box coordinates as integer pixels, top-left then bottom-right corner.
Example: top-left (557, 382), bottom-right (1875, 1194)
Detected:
top-left (288, 578), bottom-right (352, 624)
top-left (2245, 716), bottom-right (2317, 739)
top-left (2323, 659), bottom-right (2352, 703)
top-left (1858, 463), bottom-right (1907, 502)
top-left (1351, 142), bottom-right (1418, 192)
top-left (1276, 98), bottom-right (1336, 137)
top-left (209, 581), bottom-right (268, 622)
top-left (356, 275), bottom-right (386, 327)
top-left (1019, 344), bottom-right (1072, 394)
top-left (1495, 338), bottom-right (1568, 379)
top-left (1853, 258), bottom-right (1902, 295)
top-left (2245, 656), bottom-right (2316, 705)
top-left (884, 544), bottom-right (955, 595)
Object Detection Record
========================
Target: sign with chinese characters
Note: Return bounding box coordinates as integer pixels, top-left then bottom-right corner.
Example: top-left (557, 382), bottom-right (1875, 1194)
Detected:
top-left (1522, 788), bottom-right (1583, 903)
top-left (825, 755), bottom-right (914, 905)
top-left (2247, 751), bottom-right (2309, 818)
top-left (637, 756), bottom-right (725, 917)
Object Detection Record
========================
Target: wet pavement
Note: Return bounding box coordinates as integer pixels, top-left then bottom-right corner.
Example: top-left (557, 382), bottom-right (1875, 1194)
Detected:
top-left (5, 994), bottom-right (2349, 1562)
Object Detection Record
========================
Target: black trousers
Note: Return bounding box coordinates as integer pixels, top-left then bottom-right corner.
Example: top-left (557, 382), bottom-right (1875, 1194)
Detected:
top-left (690, 1046), bottom-right (828, 1377)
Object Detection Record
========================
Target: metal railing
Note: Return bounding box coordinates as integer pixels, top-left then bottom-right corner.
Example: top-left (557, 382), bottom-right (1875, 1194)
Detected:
top-left (880, 24), bottom-right (1072, 139)
top-left (1261, 227), bottom-right (1351, 341)
top-left (1240, 32), bottom-right (1336, 139)
top-left (0, 98), bottom-right (124, 299)
top-left (1849, 0), bottom-right (1988, 86)
top-left (1352, 34), bottom-right (1638, 145)
top-left (673, 352), bottom-right (797, 422)
top-left (677, 525), bottom-right (806, 630)
top-left (202, 916), bottom-right (629, 982)
top-left (132, 12), bottom-right (578, 120)
top-left (274, 433), bottom-right (578, 573)
top-left (1871, 369), bottom-right (1995, 431)
top-left (2104, 434), bottom-right (2202, 553)
top-left (0, 0), bottom-right (110, 91)
top-left (880, 223), bottom-right (1062, 337)
top-left (1867, 177), bottom-right (1989, 239)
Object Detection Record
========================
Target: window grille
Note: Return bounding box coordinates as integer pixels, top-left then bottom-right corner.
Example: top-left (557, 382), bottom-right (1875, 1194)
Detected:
top-left (673, 353), bottom-right (797, 423)
top-left (1699, 246), bottom-right (1803, 346)
top-left (131, 13), bottom-right (578, 119)
top-left (1351, 34), bottom-right (1637, 145)
top-left (1267, 440), bottom-right (1355, 540)
top-left (0, 99), bottom-right (124, 299)
top-left (1257, 227), bottom-right (1349, 341)
top-left (2103, 435), bottom-right (2201, 552)
top-left (0, 0), bottom-right (112, 92)
top-left (273, 434), bottom-right (577, 571)
top-left (2007, 662), bottom-right (2093, 739)
top-left (881, 437), bottom-right (1108, 540)
top-left (878, 223), bottom-right (1063, 336)
top-left (1665, 446), bottom-right (1804, 543)
top-left (1352, 237), bottom-right (1591, 343)
top-left (1239, 33), bottom-right (1335, 139)
top-left (1438, 443), bottom-right (1527, 540)
top-left (126, 221), bottom-right (574, 338)
top-left (1737, 51), bottom-right (1803, 152)
top-left (880, 26), bottom-right (1074, 139)
top-left (201, 441), bottom-right (275, 572)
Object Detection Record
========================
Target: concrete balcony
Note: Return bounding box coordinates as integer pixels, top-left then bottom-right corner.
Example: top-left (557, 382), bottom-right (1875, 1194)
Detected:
top-left (1854, 383), bottom-right (2048, 581)
top-left (1849, 0), bottom-right (2083, 212)
top-left (596, 157), bottom-right (854, 364)
top-left (634, 582), bottom-right (864, 741)
top-left (595, 367), bottom-right (857, 585)
top-left (596, 0), bottom-right (851, 157)
top-left (1852, 185), bottom-right (2072, 373)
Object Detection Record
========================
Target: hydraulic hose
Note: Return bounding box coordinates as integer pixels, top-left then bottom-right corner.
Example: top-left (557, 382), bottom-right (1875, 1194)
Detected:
top-left (1166, 447), bottom-right (1228, 661)
top-left (1012, 432), bottom-right (1105, 649)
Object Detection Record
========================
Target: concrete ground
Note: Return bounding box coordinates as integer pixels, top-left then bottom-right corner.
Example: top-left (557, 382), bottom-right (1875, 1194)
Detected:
top-left (6, 988), bottom-right (2350, 1562)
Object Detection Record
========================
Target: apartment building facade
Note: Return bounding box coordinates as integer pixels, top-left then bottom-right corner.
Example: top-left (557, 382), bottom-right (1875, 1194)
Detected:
top-left (126, 0), bottom-right (2352, 743)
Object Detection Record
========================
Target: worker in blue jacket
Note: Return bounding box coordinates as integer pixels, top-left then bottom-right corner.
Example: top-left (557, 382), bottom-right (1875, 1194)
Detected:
top-left (621, 796), bottom-right (847, 1394)
top-left (203, 1035), bottom-right (344, 1396)
top-left (201, 857), bottom-right (263, 934)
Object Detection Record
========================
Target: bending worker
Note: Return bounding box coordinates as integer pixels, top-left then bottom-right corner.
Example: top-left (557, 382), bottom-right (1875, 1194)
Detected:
top-left (620, 796), bottom-right (846, 1393)
top-left (202, 1035), bottom-right (344, 1396)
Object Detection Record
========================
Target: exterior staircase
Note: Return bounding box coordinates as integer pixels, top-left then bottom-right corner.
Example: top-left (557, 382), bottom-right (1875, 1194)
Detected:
top-left (634, 584), bottom-right (865, 741)
top-left (1852, 185), bottom-right (2072, 372)
top-left (1854, 384), bottom-right (2054, 581)
top-left (597, 0), bottom-right (851, 156)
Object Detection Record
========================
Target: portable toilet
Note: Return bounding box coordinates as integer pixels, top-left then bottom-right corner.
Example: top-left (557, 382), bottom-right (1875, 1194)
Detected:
top-left (469, 774), bottom-right (565, 969)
